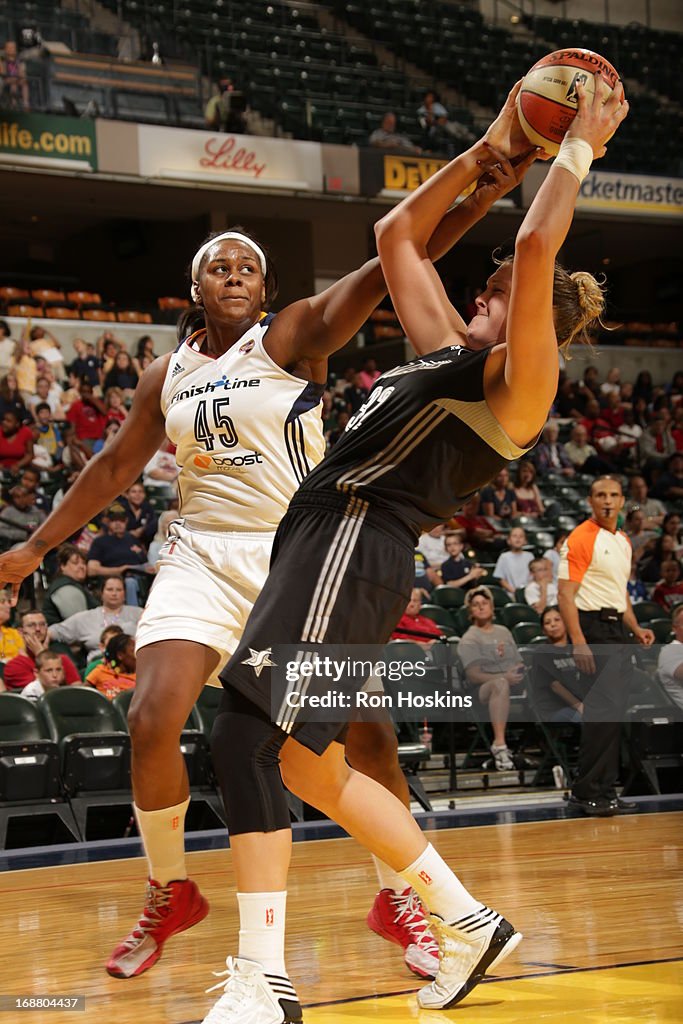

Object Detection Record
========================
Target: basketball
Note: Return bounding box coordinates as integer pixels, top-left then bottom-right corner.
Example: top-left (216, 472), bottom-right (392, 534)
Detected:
top-left (517, 49), bottom-right (619, 155)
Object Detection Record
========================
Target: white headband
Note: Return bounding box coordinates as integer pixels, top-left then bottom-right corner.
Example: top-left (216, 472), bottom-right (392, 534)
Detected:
top-left (191, 232), bottom-right (267, 287)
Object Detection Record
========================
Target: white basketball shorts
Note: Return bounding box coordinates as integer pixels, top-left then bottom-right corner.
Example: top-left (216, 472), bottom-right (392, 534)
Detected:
top-left (135, 519), bottom-right (275, 685)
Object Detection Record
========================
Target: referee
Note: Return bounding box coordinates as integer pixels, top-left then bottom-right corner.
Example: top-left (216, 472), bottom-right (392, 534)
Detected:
top-left (558, 476), bottom-right (654, 816)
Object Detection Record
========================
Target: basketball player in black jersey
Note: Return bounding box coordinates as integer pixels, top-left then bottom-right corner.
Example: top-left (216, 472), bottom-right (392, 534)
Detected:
top-left (201, 77), bottom-right (628, 1023)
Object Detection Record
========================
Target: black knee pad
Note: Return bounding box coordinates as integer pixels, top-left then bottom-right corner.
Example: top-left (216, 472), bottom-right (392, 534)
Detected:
top-left (210, 687), bottom-right (291, 835)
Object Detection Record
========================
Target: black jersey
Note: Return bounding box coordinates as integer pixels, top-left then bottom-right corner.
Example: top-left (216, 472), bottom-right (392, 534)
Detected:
top-left (293, 345), bottom-right (534, 539)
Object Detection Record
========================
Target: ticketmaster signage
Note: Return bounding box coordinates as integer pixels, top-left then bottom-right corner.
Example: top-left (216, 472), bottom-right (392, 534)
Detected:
top-left (0, 112), bottom-right (97, 170)
top-left (577, 170), bottom-right (683, 217)
top-left (137, 124), bottom-right (323, 191)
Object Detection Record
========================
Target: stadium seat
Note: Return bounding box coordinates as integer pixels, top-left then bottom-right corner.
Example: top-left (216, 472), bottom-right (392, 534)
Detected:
top-left (67, 291), bottom-right (102, 305)
top-left (634, 601), bottom-right (664, 624)
top-left (499, 603), bottom-right (540, 630)
top-left (622, 704), bottom-right (683, 795)
top-left (487, 585), bottom-right (512, 607)
top-left (116, 311), bottom-right (153, 323)
top-left (431, 585), bottom-right (465, 609)
top-left (647, 619), bottom-right (674, 643)
top-left (81, 309), bottom-right (117, 322)
top-left (7, 303), bottom-right (43, 317)
top-left (512, 621), bottom-right (543, 645)
top-left (31, 289), bottom-right (66, 303)
top-left (39, 686), bottom-right (132, 840)
top-left (0, 286), bottom-right (29, 303)
top-left (0, 694), bottom-right (80, 848)
top-left (419, 604), bottom-right (456, 634)
top-left (45, 307), bottom-right (77, 320)
top-left (158, 296), bottom-right (190, 310)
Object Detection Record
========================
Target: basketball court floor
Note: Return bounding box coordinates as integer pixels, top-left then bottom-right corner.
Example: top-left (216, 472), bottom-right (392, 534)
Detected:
top-left (2, 805), bottom-right (681, 1023)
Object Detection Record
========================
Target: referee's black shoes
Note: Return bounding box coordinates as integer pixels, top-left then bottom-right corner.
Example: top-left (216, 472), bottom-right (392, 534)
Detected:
top-left (567, 794), bottom-right (617, 817)
top-left (608, 796), bottom-right (638, 812)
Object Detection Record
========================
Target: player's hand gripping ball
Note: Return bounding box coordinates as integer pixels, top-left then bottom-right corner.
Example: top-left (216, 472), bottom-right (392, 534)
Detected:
top-left (517, 49), bottom-right (619, 156)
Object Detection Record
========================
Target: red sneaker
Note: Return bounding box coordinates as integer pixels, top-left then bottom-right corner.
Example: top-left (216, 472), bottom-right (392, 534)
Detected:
top-left (367, 887), bottom-right (439, 979)
top-left (106, 878), bottom-right (209, 978)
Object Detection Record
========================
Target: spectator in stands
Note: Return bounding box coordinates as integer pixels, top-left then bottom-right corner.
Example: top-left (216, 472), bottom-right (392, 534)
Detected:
top-left (672, 407), bottom-right (683, 450)
top-left (69, 339), bottom-right (100, 388)
top-left (564, 423), bottom-right (608, 474)
top-left (92, 419), bottom-right (121, 455)
top-left (524, 557), bottom-right (558, 614)
top-left (66, 380), bottom-right (107, 452)
top-left (440, 531), bottom-right (487, 590)
top-left (513, 460), bottom-right (544, 518)
top-left (417, 90), bottom-right (474, 157)
top-left (458, 586), bottom-right (525, 770)
top-left (84, 624), bottom-right (123, 678)
top-left (494, 526), bottom-right (534, 594)
top-left (616, 406), bottom-right (642, 465)
top-left (103, 350), bottom-right (139, 399)
top-left (417, 524), bottom-right (449, 587)
top-left (653, 560), bottom-right (683, 613)
top-left (657, 604), bottom-right (683, 711)
top-left (132, 335), bottom-right (157, 376)
top-left (624, 475), bottom-right (666, 529)
top-left (624, 508), bottom-right (657, 563)
top-left (49, 575), bottom-right (142, 664)
top-left (580, 398), bottom-right (610, 443)
top-left (368, 112), bottom-right (420, 154)
top-left (42, 543), bottom-right (98, 625)
top-left (639, 413), bottom-right (676, 473)
top-left (0, 589), bottom-right (24, 663)
top-left (451, 493), bottom-right (504, 550)
top-left (357, 358), bottom-right (380, 393)
top-left (98, 333), bottom-right (122, 379)
top-left (60, 423), bottom-right (90, 473)
top-left (327, 411), bottom-right (349, 447)
top-left (633, 370), bottom-right (653, 406)
top-left (0, 412), bottom-right (34, 470)
top-left (553, 375), bottom-right (583, 419)
top-left (104, 387), bottom-right (128, 425)
top-left (86, 503), bottom-right (153, 604)
top-left (119, 480), bottom-right (157, 548)
top-left (532, 421), bottom-right (574, 478)
top-left (599, 367), bottom-right (621, 399)
top-left (627, 560), bottom-right (648, 604)
top-left (661, 513), bottom-right (683, 559)
top-left (602, 389), bottom-right (625, 432)
top-left (413, 548), bottom-right (432, 594)
top-left (26, 325), bottom-right (64, 377)
top-left (653, 453), bottom-right (683, 503)
top-left (480, 467), bottom-right (517, 521)
top-left (142, 438), bottom-right (178, 495)
top-left (343, 372), bottom-right (368, 415)
top-left (27, 375), bottom-right (66, 420)
top-left (21, 651), bottom-right (68, 701)
top-left (204, 78), bottom-right (248, 135)
top-left (0, 485), bottom-right (45, 546)
top-left (17, 465), bottom-right (49, 513)
top-left (534, 606), bottom-right (589, 723)
top-left (543, 531), bottom-right (568, 583)
top-left (11, 337), bottom-right (37, 400)
top-left (86, 632), bottom-right (137, 700)
top-left (639, 534), bottom-right (678, 585)
top-left (0, 321), bottom-right (15, 378)
top-left (3, 608), bottom-right (80, 691)
top-left (30, 411), bottom-right (60, 469)
top-left (0, 40), bottom-right (29, 111)
top-left (391, 588), bottom-right (442, 648)
top-left (0, 371), bottom-right (30, 424)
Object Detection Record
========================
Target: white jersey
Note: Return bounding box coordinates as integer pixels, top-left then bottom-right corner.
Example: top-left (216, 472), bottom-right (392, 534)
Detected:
top-left (161, 314), bottom-right (326, 531)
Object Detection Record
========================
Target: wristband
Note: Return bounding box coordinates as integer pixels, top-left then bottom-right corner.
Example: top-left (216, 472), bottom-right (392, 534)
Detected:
top-left (553, 136), bottom-right (594, 184)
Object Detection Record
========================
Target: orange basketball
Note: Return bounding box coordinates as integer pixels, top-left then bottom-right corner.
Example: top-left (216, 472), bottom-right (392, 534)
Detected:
top-left (517, 49), bottom-right (619, 156)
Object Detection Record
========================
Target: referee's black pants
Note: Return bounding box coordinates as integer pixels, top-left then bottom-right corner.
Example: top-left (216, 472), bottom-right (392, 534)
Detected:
top-left (572, 612), bottom-right (633, 803)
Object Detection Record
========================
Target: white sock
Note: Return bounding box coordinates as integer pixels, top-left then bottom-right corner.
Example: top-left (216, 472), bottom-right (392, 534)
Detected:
top-left (237, 891), bottom-right (288, 976)
top-left (372, 855), bottom-right (407, 894)
top-left (400, 843), bottom-right (483, 923)
top-left (134, 797), bottom-right (189, 887)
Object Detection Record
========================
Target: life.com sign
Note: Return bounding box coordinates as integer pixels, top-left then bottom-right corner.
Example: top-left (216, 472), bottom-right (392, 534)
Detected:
top-left (0, 113), bottom-right (97, 171)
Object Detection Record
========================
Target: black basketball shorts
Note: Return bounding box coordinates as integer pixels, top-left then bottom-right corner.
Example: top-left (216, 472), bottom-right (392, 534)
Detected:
top-left (218, 492), bottom-right (415, 754)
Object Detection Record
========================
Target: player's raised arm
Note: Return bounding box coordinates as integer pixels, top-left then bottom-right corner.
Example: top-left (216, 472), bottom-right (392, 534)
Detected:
top-left (373, 88), bottom-right (538, 356)
top-left (491, 75), bottom-right (628, 437)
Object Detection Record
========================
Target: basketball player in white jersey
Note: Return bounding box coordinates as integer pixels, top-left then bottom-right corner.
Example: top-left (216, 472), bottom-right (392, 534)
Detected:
top-left (0, 189), bottom-right (521, 981)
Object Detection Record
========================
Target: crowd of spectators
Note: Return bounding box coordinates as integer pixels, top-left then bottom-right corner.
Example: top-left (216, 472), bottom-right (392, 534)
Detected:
top-left (0, 320), bottom-right (176, 701)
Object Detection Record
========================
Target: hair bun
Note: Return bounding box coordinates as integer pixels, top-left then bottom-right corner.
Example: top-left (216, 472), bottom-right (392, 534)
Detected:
top-left (571, 271), bottom-right (605, 323)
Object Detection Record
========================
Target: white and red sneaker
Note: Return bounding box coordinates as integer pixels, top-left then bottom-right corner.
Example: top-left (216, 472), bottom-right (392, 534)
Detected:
top-left (106, 878), bottom-right (209, 978)
top-left (367, 887), bottom-right (439, 979)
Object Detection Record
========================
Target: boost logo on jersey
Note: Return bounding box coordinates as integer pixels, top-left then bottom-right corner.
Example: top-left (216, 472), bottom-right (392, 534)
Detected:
top-left (193, 451), bottom-right (264, 472)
